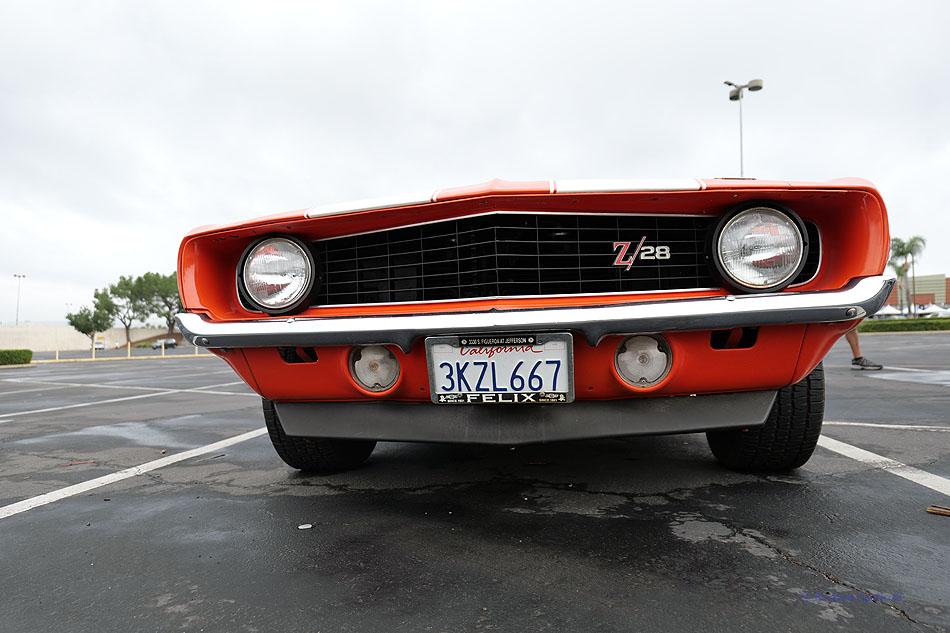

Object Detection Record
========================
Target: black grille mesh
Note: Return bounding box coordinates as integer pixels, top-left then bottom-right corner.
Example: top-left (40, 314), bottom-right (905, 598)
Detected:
top-left (311, 214), bottom-right (820, 306)
top-left (313, 213), bottom-right (719, 305)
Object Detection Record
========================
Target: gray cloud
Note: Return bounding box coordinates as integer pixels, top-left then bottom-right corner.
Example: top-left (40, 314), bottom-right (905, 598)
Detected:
top-left (2, 0), bottom-right (948, 323)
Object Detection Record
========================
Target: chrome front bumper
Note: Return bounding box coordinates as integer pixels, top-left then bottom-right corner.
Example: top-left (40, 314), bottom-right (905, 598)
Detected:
top-left (177, 276), bottom-right (894, 352)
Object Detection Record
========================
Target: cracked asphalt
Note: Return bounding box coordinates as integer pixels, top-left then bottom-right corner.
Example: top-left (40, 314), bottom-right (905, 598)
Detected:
top-left (1, 332), bottom-right (948, 632)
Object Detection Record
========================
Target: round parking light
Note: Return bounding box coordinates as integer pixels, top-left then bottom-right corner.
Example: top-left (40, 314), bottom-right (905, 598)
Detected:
top-left (615, 335), bottom-right (671, 388)
top-left (240, 237), bottom-right (314, 313)
top-left (350, 346), bottom-right (400, 392)
top-left (715, 206), bottom-right (806, 291)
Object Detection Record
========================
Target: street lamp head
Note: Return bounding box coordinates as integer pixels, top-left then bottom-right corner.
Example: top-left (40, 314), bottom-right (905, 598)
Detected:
top-left (723, 78), bottom-right (764, 178)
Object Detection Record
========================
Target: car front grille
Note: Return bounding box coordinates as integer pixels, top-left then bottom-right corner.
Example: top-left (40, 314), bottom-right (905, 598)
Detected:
top-left (311, 213), bottom-right (820, 306)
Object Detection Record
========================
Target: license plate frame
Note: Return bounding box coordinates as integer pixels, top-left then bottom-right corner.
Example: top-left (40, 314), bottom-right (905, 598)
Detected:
top-left (425, 332), bottom-right (574, 404)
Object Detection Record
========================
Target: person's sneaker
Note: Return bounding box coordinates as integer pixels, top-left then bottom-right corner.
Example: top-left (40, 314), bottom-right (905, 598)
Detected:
top-left (851, 356), bottom-right (882, 370)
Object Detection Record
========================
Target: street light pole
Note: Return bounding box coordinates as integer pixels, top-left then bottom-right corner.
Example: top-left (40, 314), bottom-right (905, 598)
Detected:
top-left (738, 92), bottom-right (744, 176)
top-left (724, 79), bottom-right (764, 177)
top-left (14, 274), bottom-right (26, 326)
top-left (14, 274), bottom-right (25, 325)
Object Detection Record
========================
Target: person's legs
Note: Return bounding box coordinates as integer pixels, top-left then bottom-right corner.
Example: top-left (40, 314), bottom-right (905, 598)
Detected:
top-left (845, 328), bottom-right (861, 358)
top-left (845, 327), bottom-right (882, 370)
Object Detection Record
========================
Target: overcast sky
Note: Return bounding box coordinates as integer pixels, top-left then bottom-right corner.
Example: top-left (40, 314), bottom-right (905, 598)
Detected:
top-left (2, 0), bottom-right (949, 325)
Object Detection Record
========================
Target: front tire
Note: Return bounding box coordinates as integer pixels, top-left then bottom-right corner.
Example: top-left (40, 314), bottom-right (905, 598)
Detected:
top-left (263, 399), bottom-right (376, 472)
top-left (707, 363), bottom-right (824, 472)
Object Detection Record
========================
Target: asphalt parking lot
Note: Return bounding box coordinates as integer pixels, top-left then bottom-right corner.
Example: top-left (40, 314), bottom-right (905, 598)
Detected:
top-left (2, 333), bottom-right (948, 632)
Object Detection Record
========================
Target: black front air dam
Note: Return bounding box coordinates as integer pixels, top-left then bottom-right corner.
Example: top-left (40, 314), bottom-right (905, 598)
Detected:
top-left (274, 390), bottom-right (778, 445)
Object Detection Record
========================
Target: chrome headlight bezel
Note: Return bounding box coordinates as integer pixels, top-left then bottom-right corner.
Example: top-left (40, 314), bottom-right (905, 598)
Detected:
top-left (237, 235), bottom-right (316, 315)
top-left (711, 202), bottom-right (810, 293)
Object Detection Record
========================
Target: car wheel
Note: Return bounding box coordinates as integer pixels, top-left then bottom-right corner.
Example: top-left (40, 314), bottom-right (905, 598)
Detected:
top-left (706, 363), bottom-right (824, 472)
top-left (262, 398), bottom-right (376, 472)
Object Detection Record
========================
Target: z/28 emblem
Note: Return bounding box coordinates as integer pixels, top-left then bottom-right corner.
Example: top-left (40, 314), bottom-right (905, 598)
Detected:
top-left (612, 238), bottom-right (671, 270)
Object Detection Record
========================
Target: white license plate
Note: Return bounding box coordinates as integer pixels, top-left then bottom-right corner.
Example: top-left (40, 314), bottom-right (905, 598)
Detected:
top-left (425, 333), bottom-right (574, 404)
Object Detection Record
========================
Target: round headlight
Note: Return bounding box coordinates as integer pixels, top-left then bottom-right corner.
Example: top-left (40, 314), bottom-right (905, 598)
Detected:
top-left (615, 335), bottom-right (671, 388)
top-left (350, 346), bottom-right (400, 392)
top-left (240, 237), bottom-right (314, 313)
top-left (715, 206), bottom-right (806, 291)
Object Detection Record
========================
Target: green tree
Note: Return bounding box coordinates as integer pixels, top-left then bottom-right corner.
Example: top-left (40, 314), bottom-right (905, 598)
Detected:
top-left (906, 236), bottom-right (926, 315)
top-left (140, 272), bottom-right (183, 334)
top-left (890, 238), bottom-right (912, 312)
top-left (109, 275), bottom-right (151, 344)
top-left (887, 259), bottom-right (908, 312)
top-left (890, 236), bottom-right (927, 316)
top-left (66, 290), bottom-right (115, 348)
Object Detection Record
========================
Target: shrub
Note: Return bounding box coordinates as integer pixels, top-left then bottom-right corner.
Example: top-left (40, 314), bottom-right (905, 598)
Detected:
top-left (0, 349), bottom-right (33, 365)
top-left (858, 318), bottom-right (950, 332)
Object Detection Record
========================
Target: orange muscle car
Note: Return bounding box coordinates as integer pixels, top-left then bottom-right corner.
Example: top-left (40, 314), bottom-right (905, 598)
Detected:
top-left (175, 178), bottom-right (892, 473)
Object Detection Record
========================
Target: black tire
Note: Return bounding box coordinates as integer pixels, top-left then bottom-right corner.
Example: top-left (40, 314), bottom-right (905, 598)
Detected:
top-left (262, 399), bottom-right (376, 472)
top-left (707, 363), bottom-right (824, 472)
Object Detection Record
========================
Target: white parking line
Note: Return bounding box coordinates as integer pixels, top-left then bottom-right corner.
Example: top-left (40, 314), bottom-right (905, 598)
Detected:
top-left (4, 379), bottom-right (87, 386)
top-left (191, 381), bottom-right (245, 390)
top-left (868, 369), bottom-right (950, 387)
top-left (4, 377), bottom-right (239, 393)
top-left (817, 436), bottom-right (950, 497)
top-left (8, 391), bottom-right (175, 416)
top-left (4, 379), bottom-right (168, 393)
top-left (3, 382), bottom-right (257, 418)
top-left (0, 428), bottom-right (268, 520)
top-left (0, 385), bottom-right (73, 396)
top-left (181, 389), bottom-right (258, 397)
top-left (825, 421), bottom-right (949, 432)
top-left (176, 381), bottom-right (247, 392)
top-left (103, 369), bottom-right (234, 384)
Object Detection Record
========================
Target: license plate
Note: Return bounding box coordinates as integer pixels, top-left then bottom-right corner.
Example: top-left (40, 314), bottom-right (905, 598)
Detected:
top-left (425, 333), bottom-right (574, 404)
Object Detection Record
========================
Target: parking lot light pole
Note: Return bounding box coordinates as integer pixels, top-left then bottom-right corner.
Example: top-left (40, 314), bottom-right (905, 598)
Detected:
top-left (723, 79), bottom-right (764, 177)
top-left (14, 274), bottom-right (26, 326)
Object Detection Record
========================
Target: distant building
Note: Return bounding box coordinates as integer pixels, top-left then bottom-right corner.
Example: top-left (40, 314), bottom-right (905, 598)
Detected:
top-left (885, 273), bottom-right (948, 307)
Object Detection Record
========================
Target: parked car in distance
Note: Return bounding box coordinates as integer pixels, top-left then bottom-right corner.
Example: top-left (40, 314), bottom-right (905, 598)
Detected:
top-left (175, 177), bottom-right (892, 474)
top-left (152, 338), bottom-right (177, 349)
top-left (93, 341), bottom-right (105, 351)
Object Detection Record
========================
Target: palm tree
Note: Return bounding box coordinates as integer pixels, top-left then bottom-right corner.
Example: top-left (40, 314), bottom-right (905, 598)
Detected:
top-left (906, 236), bottom-right (926, 316)
top-left (889, 238), bottom-right (911, 313)
top-left (890, 236), bottom-right (927, 317)
top-left (887, 259), bottom-right (908, 312)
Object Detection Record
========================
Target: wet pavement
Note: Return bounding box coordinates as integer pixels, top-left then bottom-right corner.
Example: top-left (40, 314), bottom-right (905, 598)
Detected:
top-left (1, 332), bottom-right (948, 632)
